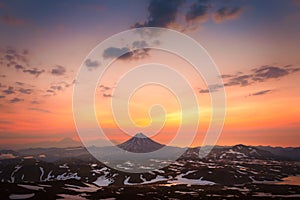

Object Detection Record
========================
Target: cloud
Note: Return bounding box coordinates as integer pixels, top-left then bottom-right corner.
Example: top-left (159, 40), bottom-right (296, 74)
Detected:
top-left (213, 6), bottom-right (243, 23)
top-left (45, 81), bottom-right (73, 96)
top-left (9, 97), bottom-right (23, 103)
top-left (132, 0), bottom-right (244, 31)
top-left (50, 85), bottom-right (63, 91)
top-left (103, 47), bottom-right (132, 60)
top-left (224, 75), bottom-right (252, 87)
top-left (30, 100), bottom-right (40, 104)
top-left (98, 85), bottom-right (113, 97)
top-left (220, 74), bottom-right (234, 78)
top-left (250, 89), bottom-right (272, 96)
top-left (185, 0), bottom-right (210, 22)
top-left (132, 40), bottom-right (148, 49)
top-left (85, 58), bottom-right (100, 70)
top-left (15, 64), bottom-right (24, 70)
top-left (19, 88), bottom-right (32, 94)
top-left (103, 41), bottom-right (150, 61)
top-left (99, 85), bottom-right (111, 91)
top-left (28, 108), bottom-right (51, 113)
top-left (15, 82), bottom-right (25, 86)
top-left (23, 68), bottom-right (45, 77)
top-left (133, 0), bottom-right (184, 28)
top-left (2, 86), bottom-right (14, 95)
top-left (0, 47), bottom-right (47, 78)
top-left (199, 84), bottom-right (223, 93)
top-left (223, 65), bottom-right (300, 87)
top-left (0, 15), bottom-right (27, 26)
top-left (103, 93), bottom-right (112, 98)
top-left (1, 47), bottom-right (29, 68)
top-left (200, 65), bottom-right (300, 93)
top-left (253, 66), bottom-right (289, 79)
top-left (51, 65), bottom-right (66, 76)
top-left (0, 95), bottom-right (5, 99)
top-left (46, 89), bottom-right (55, 93)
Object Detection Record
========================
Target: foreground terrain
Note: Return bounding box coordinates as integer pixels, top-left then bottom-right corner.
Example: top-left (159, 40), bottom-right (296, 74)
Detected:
top-left (0, 142), bottom-right (300, 199)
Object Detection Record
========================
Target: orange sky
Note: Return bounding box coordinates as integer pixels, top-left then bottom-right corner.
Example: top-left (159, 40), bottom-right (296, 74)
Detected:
top-left (0, 0), bottom-right (300, 148)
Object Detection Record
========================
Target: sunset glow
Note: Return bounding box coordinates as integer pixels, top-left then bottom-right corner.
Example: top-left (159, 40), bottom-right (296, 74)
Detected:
top-left (0, 0), bottom-right (300, 149)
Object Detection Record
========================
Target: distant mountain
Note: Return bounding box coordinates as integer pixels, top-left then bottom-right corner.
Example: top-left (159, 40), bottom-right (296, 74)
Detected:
top-left (257, 146), bottom-right (300, 161)
top-left (118, 133), bottom-right (165, 153)
top-left (0, 137), bottom-right (82, 150)
top-left (183, 144), bottom-right (277, 160)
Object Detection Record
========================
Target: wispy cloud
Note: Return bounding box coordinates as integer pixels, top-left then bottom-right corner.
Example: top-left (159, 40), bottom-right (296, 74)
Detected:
top-left (200, 65), bottom-right (300, 93)
top-left (23, 68), bottom-right (45, 77)
top-left (103, 41), bottom-right (150, 61)
top-left (15, 64), bottom-right (25, 70)
top-left (51, 65), bottom-right (66, 76)
top-left (103, 93), bottom-right (112, 98)
top-left (132, 0), bottom-right (244, 31)
top-left (28, 108), bottom-right (51, 113)
top-left (9, 97), bottom-right (23, 103)
top-left (18, 88), bottom-right (32, 94)
top-left (1, 47), bottom-right (29, 68)
top-left (103, 47), bottom-right (132, 60)
top-left (199, 84), bottom-right (223, 93)
top-left (224, 65), bottom-right (300, 87)
top-left (213, 7), bottom-right (243, 23)
top-left (132, 0), bottom-right (184, 28)
top-left (30, 100), bottom-right (40, 104)
top-left (185, 0), bottom-right (210, 22)
top-left (85, 58), bottom-right (100, 70)
top-left (99, 85), bottom-right (111, 91)
top-left (2, 86), bottom-right (14, 95)
top-left (250, 89), bottom-right (272, 96)
top-left (45, 81), bottom-right (73, 96)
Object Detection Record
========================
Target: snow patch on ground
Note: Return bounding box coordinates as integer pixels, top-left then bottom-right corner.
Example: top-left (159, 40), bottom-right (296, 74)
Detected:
top-left (0, 153), bottom-right (17, 160)
top-left (18, 184), bottom-right (44, 191)
top-left (9, 193), bottom-right (34, 199)
top-left (93, 168), bottom-right (113, 186)
top-left (167, 170), bottom-right (216, 186)
top-left (124, 175), bottom-right (168, 185)
top-left (64, 183), bottom-right (99, 192)
top-left (56, 172), bottom-right (81, 181)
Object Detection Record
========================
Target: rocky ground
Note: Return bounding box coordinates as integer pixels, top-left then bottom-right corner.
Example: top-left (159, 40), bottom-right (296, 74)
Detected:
top-left (0, 144), bottom-right (300, 199)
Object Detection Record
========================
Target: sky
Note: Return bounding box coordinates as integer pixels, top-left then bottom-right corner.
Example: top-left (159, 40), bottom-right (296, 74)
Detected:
top-left (0, 0), bottom-right (300, 148)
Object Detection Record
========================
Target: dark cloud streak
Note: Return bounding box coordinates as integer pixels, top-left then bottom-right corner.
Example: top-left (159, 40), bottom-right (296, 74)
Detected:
top-left (133, 0), bottom-right (184, 28)
top-left (199, 65), bottom-right (300, 94)
top-left (213, 6), bottom-right (243, 23)
top-left (9, 97), bottom-right (23, 103)
top-left (85, 59), bottom-right (100, 70)
top-left (51, 65), bottom-right (66, 76)
top-left (185, 0), bottom-right (210, 22)
top-left (250, 89), bottom-right (272, 96)
top-left (23, 68), bottom-right (45, 77)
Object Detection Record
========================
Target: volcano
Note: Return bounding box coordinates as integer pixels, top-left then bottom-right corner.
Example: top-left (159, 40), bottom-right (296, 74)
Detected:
top-left (118, 133), bottom-right (165, 153)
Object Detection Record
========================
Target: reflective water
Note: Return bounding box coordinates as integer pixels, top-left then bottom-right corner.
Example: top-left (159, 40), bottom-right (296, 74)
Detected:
top-left (276, 176), bottom-right (300, 186)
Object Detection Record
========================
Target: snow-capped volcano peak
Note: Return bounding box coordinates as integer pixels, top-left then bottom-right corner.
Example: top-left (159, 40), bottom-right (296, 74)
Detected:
top-left (118, 133), bottom-right (164, 153)
top-left (133, 132), bottom-right (148, 138)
